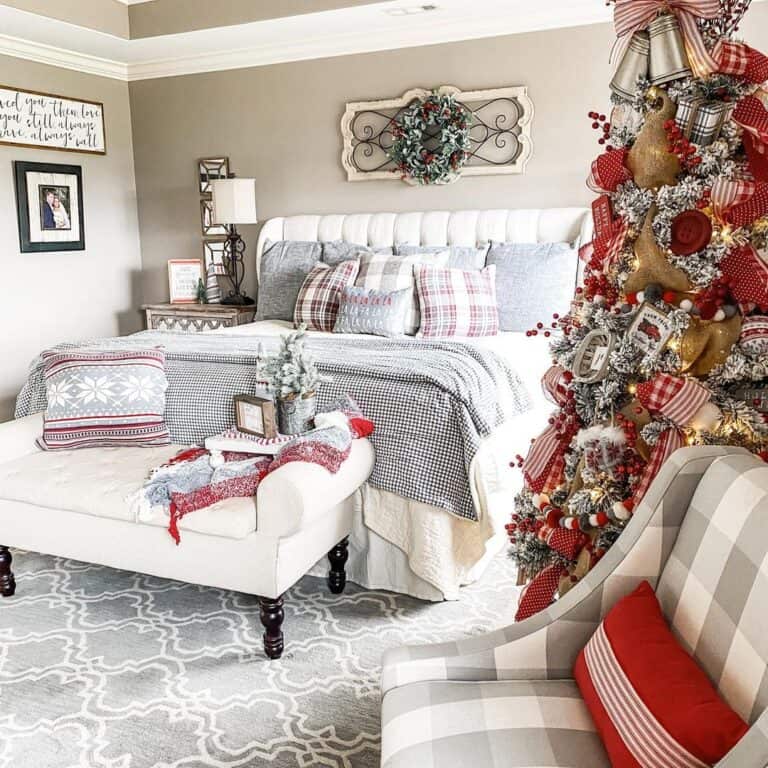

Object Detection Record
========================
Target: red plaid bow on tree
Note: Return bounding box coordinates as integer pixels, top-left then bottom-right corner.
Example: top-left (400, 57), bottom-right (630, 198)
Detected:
top-left (714, 40), bottom-right (768, 84)
top-left (613, 0), bottom-right (721, 78)
top-left (631, 374), bottom-right (711, 504)
top-left (587, 148), bottom-right (632, 194)
top-left (523, 365), bottom-right (579, 495)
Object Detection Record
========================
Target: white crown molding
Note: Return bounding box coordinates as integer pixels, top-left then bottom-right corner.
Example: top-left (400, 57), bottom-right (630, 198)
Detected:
top-left (0, 33), bottom-right (128, 80)
top-left (126, 4), bottom-right (611, 81)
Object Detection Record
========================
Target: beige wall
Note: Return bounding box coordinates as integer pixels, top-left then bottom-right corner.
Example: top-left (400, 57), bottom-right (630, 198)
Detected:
top-left (128, 0), bottom-right (384, 39)
top-left (0, 55), bottom-right (142, 420)
top-left (1, 0), bottom-right (129, 37)
top-left (129, 22), bottom-right (615, 304)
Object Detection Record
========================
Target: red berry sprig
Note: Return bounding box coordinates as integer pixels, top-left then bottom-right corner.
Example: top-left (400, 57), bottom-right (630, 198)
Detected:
top-left (588, 110), bottom-right (612, 148)
top-left (664, 119), bottom-right (701, 171)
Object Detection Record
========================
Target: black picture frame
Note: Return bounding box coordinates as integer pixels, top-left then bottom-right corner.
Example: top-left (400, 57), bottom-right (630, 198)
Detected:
top-left (13, 161), bottom-right (85, 253)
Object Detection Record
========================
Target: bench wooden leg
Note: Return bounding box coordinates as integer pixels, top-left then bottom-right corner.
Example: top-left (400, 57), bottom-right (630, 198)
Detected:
top-left (327, 536), bottom-right (349, 595)
top-left (0, 545), bottom-right (16, 597)
top-left (258, 595), bottom-right (284, 659)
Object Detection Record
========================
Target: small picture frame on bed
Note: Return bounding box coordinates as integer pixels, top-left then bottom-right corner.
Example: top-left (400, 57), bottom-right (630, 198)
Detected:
top-left (234, 395), bottom-right (277, 438)
top-left (168, 259), bottom-right (204, 303)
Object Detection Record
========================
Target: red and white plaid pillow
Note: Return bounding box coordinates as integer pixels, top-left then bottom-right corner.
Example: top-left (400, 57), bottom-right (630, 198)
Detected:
top-left (294, 260), bottom-right (360, 332)
top-left (414, 264), bottom-right (498, 337)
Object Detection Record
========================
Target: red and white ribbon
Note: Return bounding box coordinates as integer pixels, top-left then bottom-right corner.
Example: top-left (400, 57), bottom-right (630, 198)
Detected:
top-left (733, 93), bottom-right (768, 184)
top-left (710, 177), bottom-right (754, 222)
top-left (515, 562), bottom-right (568, 622)
top-left (587, 148), bottom-right (632, 194)
top-left (541, 364), bottom-right (570, 406)
top-left (720, 245), bottom-right (768, 312)
top-left (636, 373), bottom-right (711, 425)
top-left (613, 0), bottom-right (721, 78)
top-left (713, 39), bottom-right (768, 84)
top-left (632, 427), bottom-right (685, 505)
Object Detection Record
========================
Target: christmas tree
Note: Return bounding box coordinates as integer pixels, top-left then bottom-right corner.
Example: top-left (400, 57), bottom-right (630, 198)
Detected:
top-left (509, 0), bottom-right (768, 621)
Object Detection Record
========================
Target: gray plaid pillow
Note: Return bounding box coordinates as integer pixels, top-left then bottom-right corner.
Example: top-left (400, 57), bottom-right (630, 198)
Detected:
top-left (256, 240), bottom-right (322, 321)
top-left (396, 244), bottom-right (488, 271)
top-left (487, 242), bottom-right (577, 332)
top-left (322, 240), bottom-right (393, 266)
top-left (333, 286), bottom-right (410, 338)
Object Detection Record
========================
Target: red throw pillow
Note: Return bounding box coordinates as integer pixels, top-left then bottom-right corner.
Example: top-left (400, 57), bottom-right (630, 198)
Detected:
top-left (574, 581), bottom-right (748, 767)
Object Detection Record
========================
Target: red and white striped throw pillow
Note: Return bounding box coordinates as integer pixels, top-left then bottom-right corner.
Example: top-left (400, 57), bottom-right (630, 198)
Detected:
top-left (414, 264), bottom-right (498, 337)
top-left (294, 260), bottom-right (360, 332)
top-left (40, 349), bottom-right (171, 450)
top-left (574, 581), bottom-right (748, 768)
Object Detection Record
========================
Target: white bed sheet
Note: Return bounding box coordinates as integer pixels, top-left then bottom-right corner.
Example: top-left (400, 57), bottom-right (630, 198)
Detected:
top-left (213, 321), bottom-right (553, 600)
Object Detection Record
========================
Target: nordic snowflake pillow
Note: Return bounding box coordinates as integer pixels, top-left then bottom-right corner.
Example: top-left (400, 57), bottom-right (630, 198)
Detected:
top-left (39, 349), bottom-right (171, 450)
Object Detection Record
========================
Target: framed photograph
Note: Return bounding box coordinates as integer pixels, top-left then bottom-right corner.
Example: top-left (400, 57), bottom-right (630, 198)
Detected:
top-left (198, 157), bottom-right (229, 195)
top-left (234, 394), bottom-right (277, 438)
top-left (168, 259), bottom-right (203, 304)
top-left (1, 85), bottom-right (105, 155)
top-left (629, 303), bottom-right (673, 355)
top-left (203, 239), bottom-right (228, 276)
top-left (201, 199), bottom-right (228, 237)
top-left (14, 161), bottom-right (85, 252)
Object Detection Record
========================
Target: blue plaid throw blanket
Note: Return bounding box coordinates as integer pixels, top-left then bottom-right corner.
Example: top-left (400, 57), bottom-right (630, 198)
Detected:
top-left (16, 331), bottom-right (530, 521)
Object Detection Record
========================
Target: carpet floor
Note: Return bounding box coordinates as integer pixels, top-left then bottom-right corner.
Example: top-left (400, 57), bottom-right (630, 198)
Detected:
top-left (0, 549), bottom-right (519, 768)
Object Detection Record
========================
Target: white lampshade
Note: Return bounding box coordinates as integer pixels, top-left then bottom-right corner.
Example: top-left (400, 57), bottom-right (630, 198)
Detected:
top-left (211, 178), bottom-right (258, 225)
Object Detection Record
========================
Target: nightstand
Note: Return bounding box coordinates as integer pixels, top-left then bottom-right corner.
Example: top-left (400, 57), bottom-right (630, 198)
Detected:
top-left (142, 303), bottom-right (255, 333)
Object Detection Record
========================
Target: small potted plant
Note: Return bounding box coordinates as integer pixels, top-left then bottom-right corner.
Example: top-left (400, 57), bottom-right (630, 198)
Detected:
top-left (261, 325), bottom-right (328, 435)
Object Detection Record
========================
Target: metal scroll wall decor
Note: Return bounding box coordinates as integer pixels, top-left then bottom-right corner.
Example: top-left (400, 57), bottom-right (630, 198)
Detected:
top-left (340, 85), bottom-right (533, 182)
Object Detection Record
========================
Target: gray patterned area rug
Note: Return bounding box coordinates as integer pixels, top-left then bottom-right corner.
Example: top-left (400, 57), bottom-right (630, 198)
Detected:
top-left (0, 550), bottom-right (520, 768)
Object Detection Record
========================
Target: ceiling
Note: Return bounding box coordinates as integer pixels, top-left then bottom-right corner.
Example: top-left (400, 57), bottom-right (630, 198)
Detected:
top-left (0, 0), bottom-right (620, 81)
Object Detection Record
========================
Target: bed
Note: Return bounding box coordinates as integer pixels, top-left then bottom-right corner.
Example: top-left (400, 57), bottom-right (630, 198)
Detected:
top-left (16, 207), bottom-right (591, 601)
top-left (248, 208), bottom-right (591, 599)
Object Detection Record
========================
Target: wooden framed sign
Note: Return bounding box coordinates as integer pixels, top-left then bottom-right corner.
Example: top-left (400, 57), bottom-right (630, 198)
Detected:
top-left (234, 395), bottom-right (277, 438)
top-left (0, 85), bottom-right (106, 155)
top-left (168, 259), bottom-right (203, 304)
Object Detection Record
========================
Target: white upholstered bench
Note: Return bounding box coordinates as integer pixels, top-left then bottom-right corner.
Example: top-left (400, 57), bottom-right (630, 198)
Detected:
top-left (0, 413), bottom-right (375, 659)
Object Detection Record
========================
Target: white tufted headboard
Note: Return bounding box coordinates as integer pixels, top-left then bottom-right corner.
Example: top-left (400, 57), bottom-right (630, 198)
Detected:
top-left (255, 208), bottom-right (592, 279)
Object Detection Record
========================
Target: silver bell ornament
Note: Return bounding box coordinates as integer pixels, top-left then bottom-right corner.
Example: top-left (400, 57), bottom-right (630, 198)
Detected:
top-left (610, 31), bottom-right (650, 100)
top-left (648, 14), bottom-right (692, 85)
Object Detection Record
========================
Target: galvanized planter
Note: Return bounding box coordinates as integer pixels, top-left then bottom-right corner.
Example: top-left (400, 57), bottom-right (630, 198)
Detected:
top-left (277, 393), bottom-right (317, 435)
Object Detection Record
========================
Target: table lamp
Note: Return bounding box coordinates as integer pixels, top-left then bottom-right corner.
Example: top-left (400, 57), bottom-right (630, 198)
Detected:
top-left (211, 176), bottom-right (258, 306)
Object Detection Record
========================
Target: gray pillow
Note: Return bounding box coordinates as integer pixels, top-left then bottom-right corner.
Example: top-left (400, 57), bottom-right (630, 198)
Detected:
top-left (322, 240), bottom-right (393, 267)
top-left (333, 286), bottom-right (410, 338)
top-left (396, 243), bottom-right (488, 271)
top-left (256, 239), bottom-right (322, 321)
top-left (486, 242), bottom-right (577, 332)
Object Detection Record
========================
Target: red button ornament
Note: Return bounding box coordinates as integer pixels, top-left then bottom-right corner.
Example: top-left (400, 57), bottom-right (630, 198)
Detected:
top-left (670, 210), bottom-right (713, 256)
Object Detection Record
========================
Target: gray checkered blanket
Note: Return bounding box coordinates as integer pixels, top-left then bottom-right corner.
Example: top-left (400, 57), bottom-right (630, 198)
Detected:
top-left (15, 331), bottom-right (530, 521)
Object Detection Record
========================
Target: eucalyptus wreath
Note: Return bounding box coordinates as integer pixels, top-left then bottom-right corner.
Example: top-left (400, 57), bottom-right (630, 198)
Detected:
top-left (389, 92), bottom-right (472, 185)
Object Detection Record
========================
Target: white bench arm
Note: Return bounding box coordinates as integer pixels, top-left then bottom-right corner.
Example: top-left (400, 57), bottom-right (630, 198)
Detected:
top-left (0, 414), bottom-right (43, 465)
top-left (256, 439), bottom-right (375, 538)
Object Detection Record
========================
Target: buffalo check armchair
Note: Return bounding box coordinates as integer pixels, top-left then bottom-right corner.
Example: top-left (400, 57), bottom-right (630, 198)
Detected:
top-left (380, 446), bottom-right (768, 768)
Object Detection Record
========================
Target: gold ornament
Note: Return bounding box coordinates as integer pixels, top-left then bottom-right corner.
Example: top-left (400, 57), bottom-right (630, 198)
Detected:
top-left (627, 87), bottom-right (681, 190)
top-left (624, 206), bottom-right (692, 295)
top-left (680, 314), bottom-right (742, 376)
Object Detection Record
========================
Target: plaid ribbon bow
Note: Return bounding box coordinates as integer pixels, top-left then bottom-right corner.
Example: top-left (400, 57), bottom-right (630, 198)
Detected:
top-left (524, 366), bottom-right (579, 495)
top-left (720, 245), bottom-right (768, 312)
top-left (613, 0), bottom-right (721, 78)
top-left (714, 39), bottom-right (768, 84)
top-left (632, 374), bottom-right (711, 504)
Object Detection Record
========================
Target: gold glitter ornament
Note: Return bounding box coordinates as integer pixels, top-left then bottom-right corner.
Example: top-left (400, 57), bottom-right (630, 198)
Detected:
top-left (627, 87), bottom-right (681, 190)
top-left (624, 206), bottom-right (693, 295)
top-left (681, 314), bottom-right (742, 376)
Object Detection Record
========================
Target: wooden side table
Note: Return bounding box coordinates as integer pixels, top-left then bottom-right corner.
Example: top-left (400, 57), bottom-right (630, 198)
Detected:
top-left (142, 303), bottom-right (255, 333)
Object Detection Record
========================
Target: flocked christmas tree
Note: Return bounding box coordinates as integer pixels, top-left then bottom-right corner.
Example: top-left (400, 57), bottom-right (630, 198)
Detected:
top-left (509, 0), bottom-right (768, 621)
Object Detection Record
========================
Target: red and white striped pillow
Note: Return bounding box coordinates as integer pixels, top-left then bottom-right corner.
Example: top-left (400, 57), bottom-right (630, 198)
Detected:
top-left (574, 581), bottom-right (748, 768)
top-left (294, 260), bottom-right (360, 332)
top-left (414, 264), bottom-right (499, 338)
top-left (39, 349), bottom-right (171, 450)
